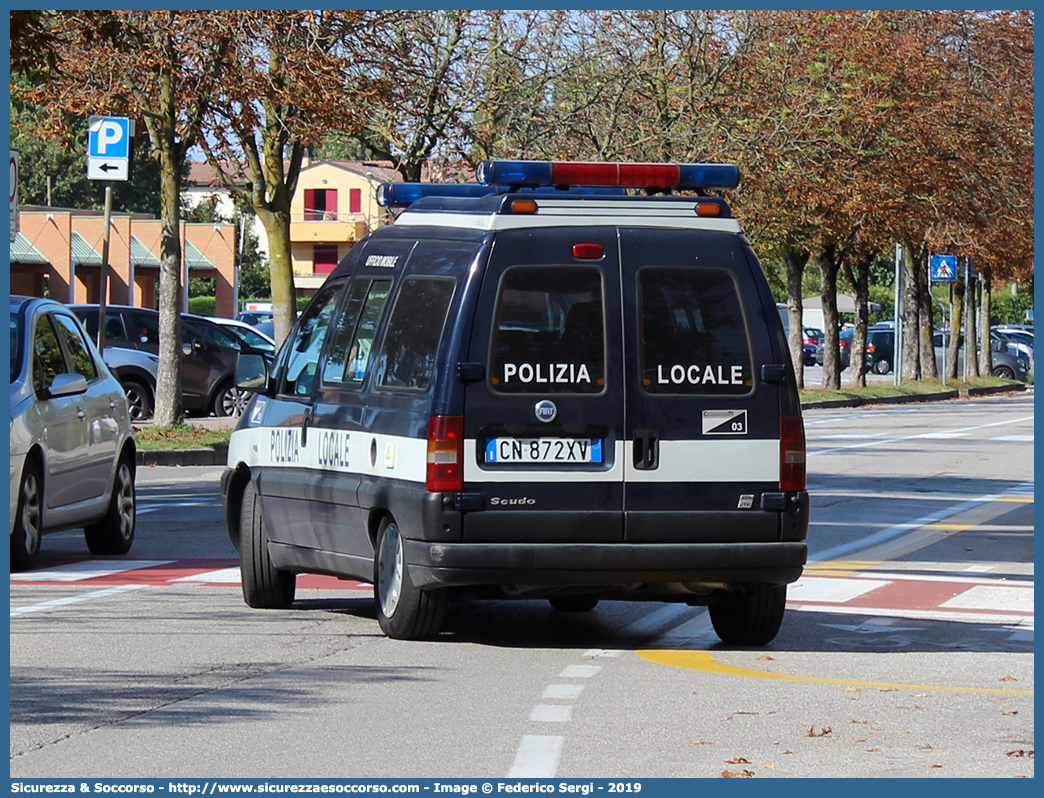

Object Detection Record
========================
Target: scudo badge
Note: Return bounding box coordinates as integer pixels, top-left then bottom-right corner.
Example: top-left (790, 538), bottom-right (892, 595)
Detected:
top-left (534, 399), bottom-right (557, 423)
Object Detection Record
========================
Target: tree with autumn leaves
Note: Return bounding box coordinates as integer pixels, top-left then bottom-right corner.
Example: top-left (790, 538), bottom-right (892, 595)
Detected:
top-left (12, 10), bottom-right (1033, 411)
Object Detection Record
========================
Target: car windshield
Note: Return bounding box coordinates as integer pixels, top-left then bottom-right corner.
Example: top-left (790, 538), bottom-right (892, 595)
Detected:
top-left (10, 311), bottom-right (23, 383)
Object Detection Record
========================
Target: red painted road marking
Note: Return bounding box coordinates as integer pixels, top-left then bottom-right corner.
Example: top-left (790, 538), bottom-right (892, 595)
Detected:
top-left (12, 560), bottom-right (1032, 618)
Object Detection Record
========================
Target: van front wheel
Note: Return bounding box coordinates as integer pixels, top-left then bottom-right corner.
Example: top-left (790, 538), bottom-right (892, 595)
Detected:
top-left (374, 517), bottom-right (446, 640)
top-left (240, 481), bottom-right (295, 608)
top-left (709, 584), bottom-right (787, 646)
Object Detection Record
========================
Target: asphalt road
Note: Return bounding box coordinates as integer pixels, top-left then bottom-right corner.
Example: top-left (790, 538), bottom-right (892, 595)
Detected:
top-left (9, 391), bottom-right (1034, 778)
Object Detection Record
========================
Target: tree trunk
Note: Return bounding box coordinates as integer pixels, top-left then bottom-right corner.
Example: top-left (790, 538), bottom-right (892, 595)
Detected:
top-left (965, 260), bottom-right (979, 377)
top-left (978, 268), bottom-right (994, 374)
top-left (818, 244), bottom-right (842, 390)
top-left (151, 70), bottom-right (185, 427)
top-left (946, 278), bottom-right (964, 380)
top-left (915, 245), bottom-right (937, 379)
top-left (258, 205), bottom-right (296, 347)
top-left (900, 242), bottom-right (921, 380)
top-left (784, 247), bottom-right (809, 389)
top-left (843, 252), bottom-right (873, 388)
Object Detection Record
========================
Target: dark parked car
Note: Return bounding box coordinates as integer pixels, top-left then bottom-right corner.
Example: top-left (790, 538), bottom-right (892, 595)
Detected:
top-left (70, 305), bottom-right (247, 417)
top-left (815, 326), bottom-right (894, 373)
top-left (933, 331), bottom-right (1029, 381)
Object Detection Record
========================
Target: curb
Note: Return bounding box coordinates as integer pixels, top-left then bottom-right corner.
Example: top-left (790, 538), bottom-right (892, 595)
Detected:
top-left (800, 381), bottom-right (1027, 410)
top-left (138, 446), bottom-right (228, 467)
top-left (136, 383), bottom-right (1028, 466)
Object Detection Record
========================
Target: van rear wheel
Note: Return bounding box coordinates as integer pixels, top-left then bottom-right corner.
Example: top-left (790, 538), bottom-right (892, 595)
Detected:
top-left (240, 481), bottom-right (295, 608)
top-left (374, 517), bottom-right (446, 640)
top-left (709, 584), bottom-right (787, 646)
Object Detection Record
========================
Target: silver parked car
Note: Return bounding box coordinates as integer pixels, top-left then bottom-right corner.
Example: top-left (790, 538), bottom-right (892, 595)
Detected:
top-left (9, 296), bottom-right (138, 570)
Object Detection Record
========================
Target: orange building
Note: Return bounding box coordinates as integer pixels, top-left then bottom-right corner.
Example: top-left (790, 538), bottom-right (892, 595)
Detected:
top-left (288, 159), bottom-right (401, 295)
top-left (10, 206), bottom-right (237, 317)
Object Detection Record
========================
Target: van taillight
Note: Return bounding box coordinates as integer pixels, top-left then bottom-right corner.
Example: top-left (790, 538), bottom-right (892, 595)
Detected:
top-left (780, 416), bottom-right (806, 492)
top-left (426, 415), bottom-right (464, 492)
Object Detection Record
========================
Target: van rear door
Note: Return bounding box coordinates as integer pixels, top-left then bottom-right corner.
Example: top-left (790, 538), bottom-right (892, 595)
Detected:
top-left (619, 228), bottom-right (783, 543)
top-left (462, 227), bottom-right (625, 542)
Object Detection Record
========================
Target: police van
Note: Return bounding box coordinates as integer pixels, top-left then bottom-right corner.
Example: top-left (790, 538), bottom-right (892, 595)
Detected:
top-left (222, 160), bottom-right (809, 644)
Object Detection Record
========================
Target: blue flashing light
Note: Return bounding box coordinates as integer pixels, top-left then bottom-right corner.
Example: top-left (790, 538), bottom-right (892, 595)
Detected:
top-left (377, 182), bottom-right (503, 208)
top-left (477, 160), bottom-right (740, 191)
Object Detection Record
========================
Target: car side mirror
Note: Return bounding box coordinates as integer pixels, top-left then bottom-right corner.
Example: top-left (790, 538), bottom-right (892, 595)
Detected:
top-left (236, 351), bottom-right (272, 394)
top-left (43, 372), bottom-right (89, 399)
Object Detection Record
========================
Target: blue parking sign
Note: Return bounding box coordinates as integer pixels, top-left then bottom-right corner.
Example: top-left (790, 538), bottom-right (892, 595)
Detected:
top-left (88, 117), bottom-right (132, 159)
top-left (930, 254), bottom-right (958, 282)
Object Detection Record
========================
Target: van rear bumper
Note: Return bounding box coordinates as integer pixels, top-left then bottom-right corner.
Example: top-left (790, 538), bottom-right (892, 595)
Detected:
top-left (404, 540), bottom-right (807, 591)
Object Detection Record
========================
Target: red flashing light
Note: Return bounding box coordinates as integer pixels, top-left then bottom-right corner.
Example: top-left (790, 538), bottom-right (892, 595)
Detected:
top-left (572, 243), bottom-right (604, 260)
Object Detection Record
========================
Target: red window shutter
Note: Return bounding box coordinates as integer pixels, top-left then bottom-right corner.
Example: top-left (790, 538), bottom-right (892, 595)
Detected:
top-left (350, 188), bottom-right (361, 214)
top-left (326, 189), bottom-right (337, 219)
top-left (304, 189), bottom-right (317, 221)
top-left (314, 244), bottom-right (339, 274)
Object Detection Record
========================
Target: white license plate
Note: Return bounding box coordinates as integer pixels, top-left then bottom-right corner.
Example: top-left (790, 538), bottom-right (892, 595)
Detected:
top-left (485, 438), bottom-right (603, 464)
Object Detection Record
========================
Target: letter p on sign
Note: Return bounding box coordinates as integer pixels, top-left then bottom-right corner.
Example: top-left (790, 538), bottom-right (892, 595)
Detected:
top-left (88, 117), bottom-right (131, 159)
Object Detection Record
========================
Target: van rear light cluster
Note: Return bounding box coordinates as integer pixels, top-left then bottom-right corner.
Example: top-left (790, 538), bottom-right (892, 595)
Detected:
top-left (779, 416), bottom-right (806, 492)
top-left (426, 415), bottom-right (464, 492)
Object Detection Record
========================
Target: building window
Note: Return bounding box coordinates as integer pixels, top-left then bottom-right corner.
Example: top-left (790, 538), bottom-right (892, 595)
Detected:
top-left (304, 188), bottom-right (338, 221)
top-left (349, 188), bottom-right (361, 214)
top-left (314, 244), bottom-right (339, 275)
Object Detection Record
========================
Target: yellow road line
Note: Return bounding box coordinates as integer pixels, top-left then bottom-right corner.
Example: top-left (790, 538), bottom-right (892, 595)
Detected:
top-left (636, 649), bottom-right (1033, 695)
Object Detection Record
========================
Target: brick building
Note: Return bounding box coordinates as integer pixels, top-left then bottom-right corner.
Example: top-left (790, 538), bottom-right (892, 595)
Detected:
top-left (10, 206), bottom-right (237, 317)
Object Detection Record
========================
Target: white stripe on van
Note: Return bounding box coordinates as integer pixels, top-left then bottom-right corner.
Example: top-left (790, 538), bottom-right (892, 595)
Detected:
top-left (230, 427), bottom-right (780, 485)
top-left (394, 210), bottom-right (742, 234)
top-left (465, 439), bottom-right (779, 483)
top-left (228, 425), bottom-right (428, 483)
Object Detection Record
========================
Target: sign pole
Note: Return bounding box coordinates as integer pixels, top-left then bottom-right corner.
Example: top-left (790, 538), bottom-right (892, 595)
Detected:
top-left (893, 243), bottom-right (902, 386)
top-left (96, 184), bottom-right (113, 352)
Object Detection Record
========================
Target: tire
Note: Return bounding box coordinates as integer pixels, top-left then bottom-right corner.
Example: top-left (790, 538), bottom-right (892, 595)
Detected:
top-left (84, 456), bottom-right (136, 555)
top-left (122, 380), bottom-right (153, 422)
top-left (549, 598), bottom-right (599, 612)
top-left (374, 516), bottom-right (446, 640)
top-left (709, 585), bottom-right (787, 646)
top-left (239, 481), bottom-right (295, 608)
top-left (11, 459), bottom-right (43, 572)
top-left (992, 365), bottom-right (1015, 380)
top-left (872, 358), bottom-right (892, 375)
top-left (213, 381), bottom-right (248, 418)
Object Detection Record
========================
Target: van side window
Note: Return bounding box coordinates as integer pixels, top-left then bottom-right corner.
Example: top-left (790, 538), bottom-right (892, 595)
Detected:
top-left (278, 285), bottom-right (342, 398)
top-left (322, 279), bottom-right (391, 385)
top-left (639, 267), bottom-right (753, 395)
top-left (376, 277), bottom-right (455, 392)
top-left (490, 266), bottom-right (605, 394)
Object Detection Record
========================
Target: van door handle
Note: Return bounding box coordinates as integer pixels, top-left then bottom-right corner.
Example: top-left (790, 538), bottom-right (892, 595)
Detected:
top-left (633, 428), bottom-right (659, 470)
top-left (301, 406), bottom-right (313, 447)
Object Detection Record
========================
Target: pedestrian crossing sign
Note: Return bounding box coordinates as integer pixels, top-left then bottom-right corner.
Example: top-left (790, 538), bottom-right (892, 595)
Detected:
top-left (930, 254), bottom-right (958, 281)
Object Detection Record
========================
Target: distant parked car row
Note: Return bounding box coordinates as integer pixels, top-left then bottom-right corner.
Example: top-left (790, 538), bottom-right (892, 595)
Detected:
top-left (811, 323), bottom-right (1028, 381)
top-left (70, 305), bottom-right (275, 421)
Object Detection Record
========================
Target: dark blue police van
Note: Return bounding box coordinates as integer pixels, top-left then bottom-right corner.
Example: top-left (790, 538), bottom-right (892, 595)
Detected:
top-left (222, 160), bottom-right (809, 644)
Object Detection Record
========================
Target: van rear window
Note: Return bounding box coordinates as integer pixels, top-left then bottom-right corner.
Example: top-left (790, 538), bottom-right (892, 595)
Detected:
top-left (490, 266), bottom-right (605, 394)
top-left (639, 267), bottom-right (752, 395)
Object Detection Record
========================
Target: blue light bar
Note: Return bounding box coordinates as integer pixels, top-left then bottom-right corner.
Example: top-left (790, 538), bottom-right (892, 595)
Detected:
top-left (377, 183), bottom-right (503, 208)
top-left (476, 160), bottom-right (740, 191)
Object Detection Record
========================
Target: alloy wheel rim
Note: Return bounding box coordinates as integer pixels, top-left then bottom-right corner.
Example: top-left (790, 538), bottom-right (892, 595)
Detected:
top-left (21, 473), bottom-right (42, 554)
top-left (377, 524), bottom-right (403, 617)
top-left (116, 464), bottom-right (135, 541)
